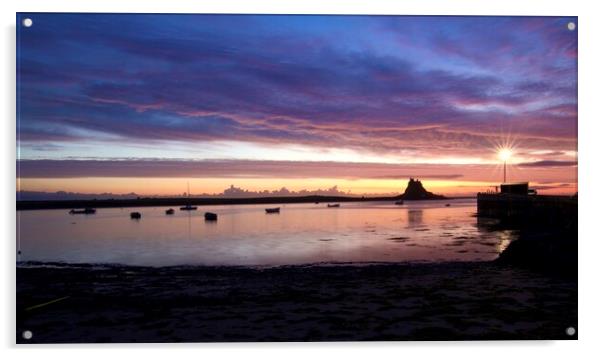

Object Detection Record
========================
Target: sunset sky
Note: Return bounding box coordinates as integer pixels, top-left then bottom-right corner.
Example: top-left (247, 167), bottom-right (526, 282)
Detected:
top-left (16, 14), bottom-right (577, 197)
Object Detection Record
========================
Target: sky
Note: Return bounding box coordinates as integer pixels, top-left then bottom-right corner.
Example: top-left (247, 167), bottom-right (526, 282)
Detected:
top-left (16, 14), bottom-right (578, 197)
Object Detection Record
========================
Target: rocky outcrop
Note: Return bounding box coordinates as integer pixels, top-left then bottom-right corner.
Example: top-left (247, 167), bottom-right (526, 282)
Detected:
top-left (398, 178), bottom-right (446, 200)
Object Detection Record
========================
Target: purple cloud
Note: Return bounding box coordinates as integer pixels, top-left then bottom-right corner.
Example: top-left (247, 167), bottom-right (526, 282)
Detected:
top-left (16, 14), bottom-right (577, 163)
top-left (518, 160), bottom-right (577, 167)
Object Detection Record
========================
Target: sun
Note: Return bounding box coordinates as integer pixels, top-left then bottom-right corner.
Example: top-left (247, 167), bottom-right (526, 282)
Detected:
top-left (490, 132), bottom-right (519, 164)
top-left (488, 132), bottom-right (520, 183)
top-left (498, 148), bottom-right (513, 161)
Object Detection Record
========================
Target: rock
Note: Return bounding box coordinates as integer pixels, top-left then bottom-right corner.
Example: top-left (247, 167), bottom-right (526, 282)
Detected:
top-left (398, 178), bottom-right (446, 200)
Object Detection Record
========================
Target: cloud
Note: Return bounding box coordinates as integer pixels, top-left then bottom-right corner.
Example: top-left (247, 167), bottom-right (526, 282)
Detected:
top-left (16, 14), bottom-right (577, 161)
top-left (518, 160), bottom-right (578, 167)
top-left (16, 158), bottom-right (577, 191)
top-left (17, 159), bottom-right (468, 180)
top-left (529, 183), bottom-right (572, 190)
top-left (371, 174), bottom-right (464, 180)
top-left (17, 185), bottom-right (358, 200)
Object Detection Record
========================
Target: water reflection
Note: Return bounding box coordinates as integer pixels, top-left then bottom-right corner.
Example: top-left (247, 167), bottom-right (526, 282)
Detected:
top-left (407, 209), bottom-right (423, 227)
top-left (496, 230), bottom-right (516, 254)
top-left (17, 199), bottom-right (517, 267)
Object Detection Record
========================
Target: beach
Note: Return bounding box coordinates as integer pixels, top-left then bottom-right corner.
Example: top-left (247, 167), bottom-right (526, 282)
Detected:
top-left (17, 260), bottom-right (577, 343)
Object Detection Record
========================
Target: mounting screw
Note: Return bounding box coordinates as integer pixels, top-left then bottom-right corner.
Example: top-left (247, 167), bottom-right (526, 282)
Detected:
top-left (567, 22), bottom-right (576, 31)
top-left (566, 326), bottom-right (576, 336)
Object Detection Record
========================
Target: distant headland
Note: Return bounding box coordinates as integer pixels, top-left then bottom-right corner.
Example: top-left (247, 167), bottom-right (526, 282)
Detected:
top-left (17, 178), bottom-right (448, 210)
top-left (397, 178), bottom-right (447, 200)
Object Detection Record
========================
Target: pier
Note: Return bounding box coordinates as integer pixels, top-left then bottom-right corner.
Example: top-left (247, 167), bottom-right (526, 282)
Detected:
top-left (477, 183), bottom-right (577, 226)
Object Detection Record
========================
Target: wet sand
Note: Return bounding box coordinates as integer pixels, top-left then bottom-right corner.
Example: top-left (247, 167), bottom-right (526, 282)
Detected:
top-left (17, 261), bottom-right (577, 343)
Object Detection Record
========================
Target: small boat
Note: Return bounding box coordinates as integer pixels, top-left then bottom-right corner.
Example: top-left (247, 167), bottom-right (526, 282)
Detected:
top-left (180, 182), bottom-right (197, 211)
top-left (204, 212), bottom-right (218, 221)
top-left (180, 204), bottom-right (198, 211)
top-left (69, 208), bottom-right (96, 215)
top-left (327, 204), bottom-right (340, 208)
top-left (265, 207), bottom-right (280, 214)
top-left (130, 212), bottom-right (142, 219)
top-left (165, 208), bottom-right (175, 215)
top-left (395, 200), bottom-right (404, 205)
top-left (445, 203), bottom-right (451, 207)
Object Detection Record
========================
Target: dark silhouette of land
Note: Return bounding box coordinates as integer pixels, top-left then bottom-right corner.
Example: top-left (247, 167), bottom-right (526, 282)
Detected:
top-left (396, 178), bottom-right (447, 200)
top-left (17, 195), bottom-right (399, 210)
top-left (17, 178), bottom-right (449, 210)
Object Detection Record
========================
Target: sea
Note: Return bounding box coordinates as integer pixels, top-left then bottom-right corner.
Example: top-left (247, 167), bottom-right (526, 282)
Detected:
top-left (16, 198), bottom-right (516, 267)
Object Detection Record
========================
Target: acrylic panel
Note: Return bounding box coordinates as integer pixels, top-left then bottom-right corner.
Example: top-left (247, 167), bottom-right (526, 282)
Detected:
top-left (16, 13), bottom-right (578, 343)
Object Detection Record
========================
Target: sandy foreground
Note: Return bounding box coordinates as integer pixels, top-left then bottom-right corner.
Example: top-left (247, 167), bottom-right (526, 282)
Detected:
top-left (16, 261), bottom-right (576, 343)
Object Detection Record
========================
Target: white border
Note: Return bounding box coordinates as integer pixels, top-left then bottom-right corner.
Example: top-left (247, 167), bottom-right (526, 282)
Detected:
top-left (2, 0), bottom-right (601, 356)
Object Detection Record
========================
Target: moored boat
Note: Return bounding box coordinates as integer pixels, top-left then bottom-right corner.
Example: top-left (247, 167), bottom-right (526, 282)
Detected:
top-left (204, 212), bottom-right (218, 221)
top-left (165, 208), bottom-right (175, 215)
top-left (265, 207), bottom-right (280, 214)
top-left (180, 182), bottom-right (197, 210)
top-left (130, 212), bottom-right (142, 219)
top-left (327, 204), bottom-right (340, 208)
top-left (395, 200), bottom-right (404, 205)
top-left (180, 204), bottom-right (197, 211)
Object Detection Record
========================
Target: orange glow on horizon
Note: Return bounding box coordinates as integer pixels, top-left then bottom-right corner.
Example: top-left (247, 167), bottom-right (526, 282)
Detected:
top-left (17, 177), bottom-right (577, 197)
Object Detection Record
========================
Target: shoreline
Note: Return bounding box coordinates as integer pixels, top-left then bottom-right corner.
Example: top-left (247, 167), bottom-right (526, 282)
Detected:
top-left (16, 195), bottom-right (461, 211)
top-left (17, 195), bottom-right (393, 211)
top-left (17, 259), bottom-right (577, 343)
top-left (15, 259), bottom-right (480, 270)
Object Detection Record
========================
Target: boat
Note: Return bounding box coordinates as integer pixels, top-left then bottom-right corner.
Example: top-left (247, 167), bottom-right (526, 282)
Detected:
top-left (130, 212), bottom-right (142, 219)
top-left (180, 204), bottom-right (197, 211)
top-left (395, 200), bottom-right (404, 205)
top-left (445, 203), bottom-right (451, 207)
top-left (204, 212), bottom-right (218, 221)
top-left (69, 208), bottom-right (96, 215)
top-left (180, 183), bottom-right (198, 210)
top-left (165, 208), bottom-right (175, 215)
top-left (327, 204), bottom-right (340, 208)
top-left (265, 207), bottom-right (280, 214)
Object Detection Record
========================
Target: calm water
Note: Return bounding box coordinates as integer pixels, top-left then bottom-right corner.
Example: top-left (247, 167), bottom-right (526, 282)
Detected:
top-left (17, 199), bottom-right (516, 267)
